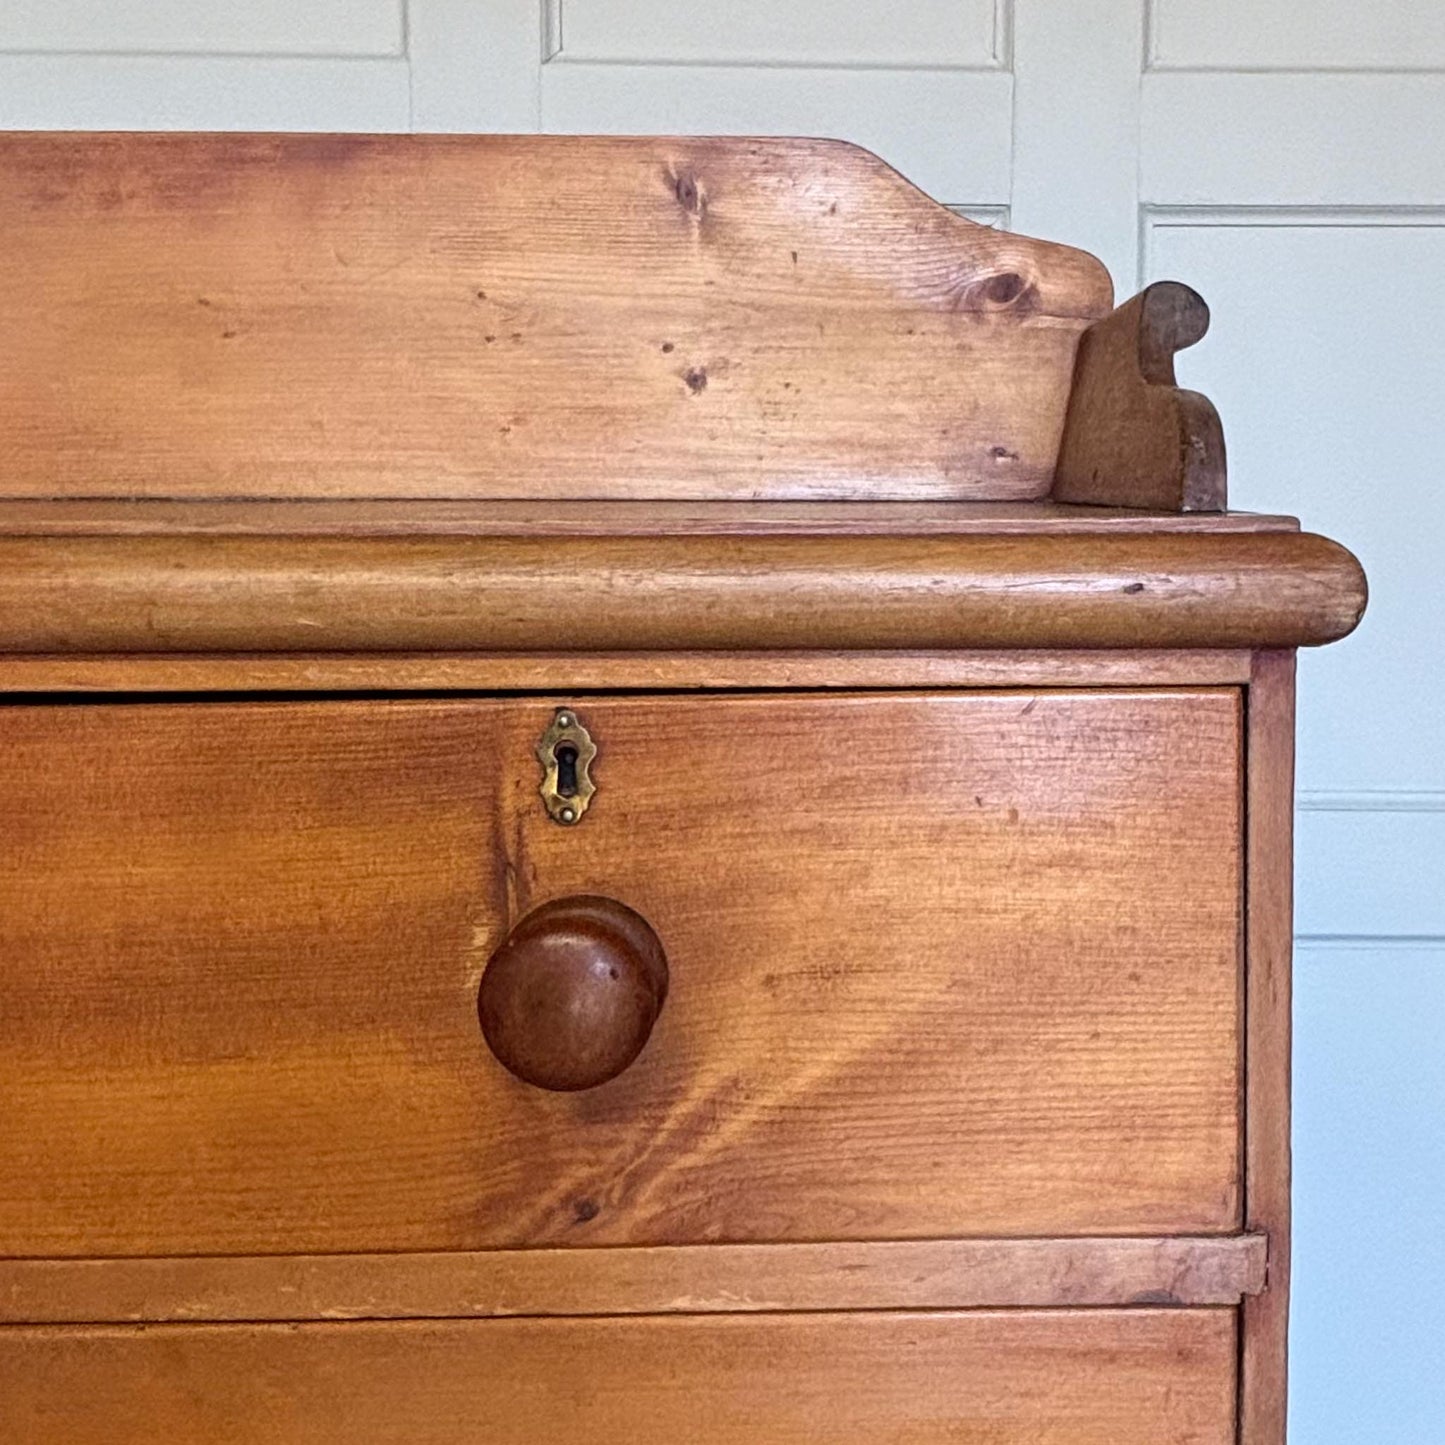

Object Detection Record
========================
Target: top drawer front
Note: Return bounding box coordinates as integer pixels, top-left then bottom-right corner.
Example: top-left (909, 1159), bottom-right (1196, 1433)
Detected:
top-left (0, 691), bottom-right (1240, 1256)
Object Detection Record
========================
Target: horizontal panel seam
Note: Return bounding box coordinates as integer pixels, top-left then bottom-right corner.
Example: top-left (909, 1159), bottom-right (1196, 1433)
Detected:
top-left (1298, 791), bottom-right (1445, 812)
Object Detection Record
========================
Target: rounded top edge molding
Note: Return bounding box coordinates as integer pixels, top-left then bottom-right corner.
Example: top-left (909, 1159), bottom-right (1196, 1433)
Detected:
top-left (0, 529), bottom-right (1366, 656)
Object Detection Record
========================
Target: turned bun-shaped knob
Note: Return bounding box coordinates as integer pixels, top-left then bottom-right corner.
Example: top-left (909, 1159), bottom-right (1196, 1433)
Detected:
top-left (478, 896), bottom-right (669, 1092)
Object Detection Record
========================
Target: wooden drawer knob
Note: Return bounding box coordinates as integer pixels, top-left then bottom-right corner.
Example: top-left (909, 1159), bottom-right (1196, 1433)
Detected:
top-left (478, 896), bottom-right (669, 1092)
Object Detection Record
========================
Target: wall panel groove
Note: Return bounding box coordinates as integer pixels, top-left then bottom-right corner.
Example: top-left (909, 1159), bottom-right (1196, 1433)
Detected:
top-left (1141, 73), bottom-right (1445, 204)
top-left (1145, 0), bottom-right (1445, 74)
top-left (0, 1), bottom-right (405, 59)
top-left (1299, 791), bottom-right (1445, 813)
top-left (0, 55), bottom-right (411, 130)
top-left (541, 0), bottom-right (1010, 71)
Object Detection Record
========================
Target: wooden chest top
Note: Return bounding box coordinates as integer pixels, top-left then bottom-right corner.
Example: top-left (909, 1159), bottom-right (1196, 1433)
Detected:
top-left (0, 131), bottom-right (1364, 1445)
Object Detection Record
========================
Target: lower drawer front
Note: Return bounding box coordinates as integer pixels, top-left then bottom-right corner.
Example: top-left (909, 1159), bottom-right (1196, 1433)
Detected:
top-left (1, 1310), bottom-right (1236, 1444)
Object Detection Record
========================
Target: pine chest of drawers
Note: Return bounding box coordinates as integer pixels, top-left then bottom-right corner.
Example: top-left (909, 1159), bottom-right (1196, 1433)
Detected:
top-left (0, 133), bottom-right (1364, 1443)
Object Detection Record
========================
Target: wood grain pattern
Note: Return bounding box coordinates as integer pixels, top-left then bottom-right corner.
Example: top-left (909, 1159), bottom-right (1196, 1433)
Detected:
top-left (0, 1310), bottom-right (1238, 1444)
top-left (0, 691), bottom-right (1241, 1256)
top-left (0, 126), bottom-right (1357, 1437)
top-left (0, 132), bottom-right (1111, 503)
top-left (1054, 281), bottom-right (1227, 511)
top-left (1241, 650), bottom-right (1297, 1445)
top-left (0, 1236), bottom-right (1267, 1324)
top-left (0, 648), bottom-right (1258, 693)
top-left (0, 531), bottom-right (1368, 654)
top-left (0, 498), bottom-right (1301, 536)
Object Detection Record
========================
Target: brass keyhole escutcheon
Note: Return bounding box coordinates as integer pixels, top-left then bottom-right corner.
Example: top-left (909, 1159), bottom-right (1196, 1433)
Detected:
top-left (537, 709), bottom-right (597, 825)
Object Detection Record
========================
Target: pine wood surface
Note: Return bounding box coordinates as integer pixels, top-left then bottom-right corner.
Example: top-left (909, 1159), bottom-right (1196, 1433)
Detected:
top-left (1241, 651), bottom-right (1297, 1444)
top-left (0, 530), bottom-right (1366, 654)
top-left (0, 128), bottom-right (1362, 1443)
top-left (0, 1310), bottom-right (1238, 1445)
top-left (1055, 281), bottom-right (1227, 512)
top-left (0, 647), bottom-right (1257, 693)
top-left (0, 1236), bottom-right (1267, 1324)
top-left (0, 132), bottom-right (1111, 503)
top-left (0, 498), bottom-right (1299, 536)
top-left (0, 690), bottom-right (1241, 1256)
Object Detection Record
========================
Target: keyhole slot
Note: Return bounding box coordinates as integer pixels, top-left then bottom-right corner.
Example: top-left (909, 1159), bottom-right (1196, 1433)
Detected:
top-left (553, 742), bottom-right (580, 798)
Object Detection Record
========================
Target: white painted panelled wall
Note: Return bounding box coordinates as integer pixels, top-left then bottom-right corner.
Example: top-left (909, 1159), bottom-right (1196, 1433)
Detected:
top-left (3, 3), bottom-right (1441, 1437)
